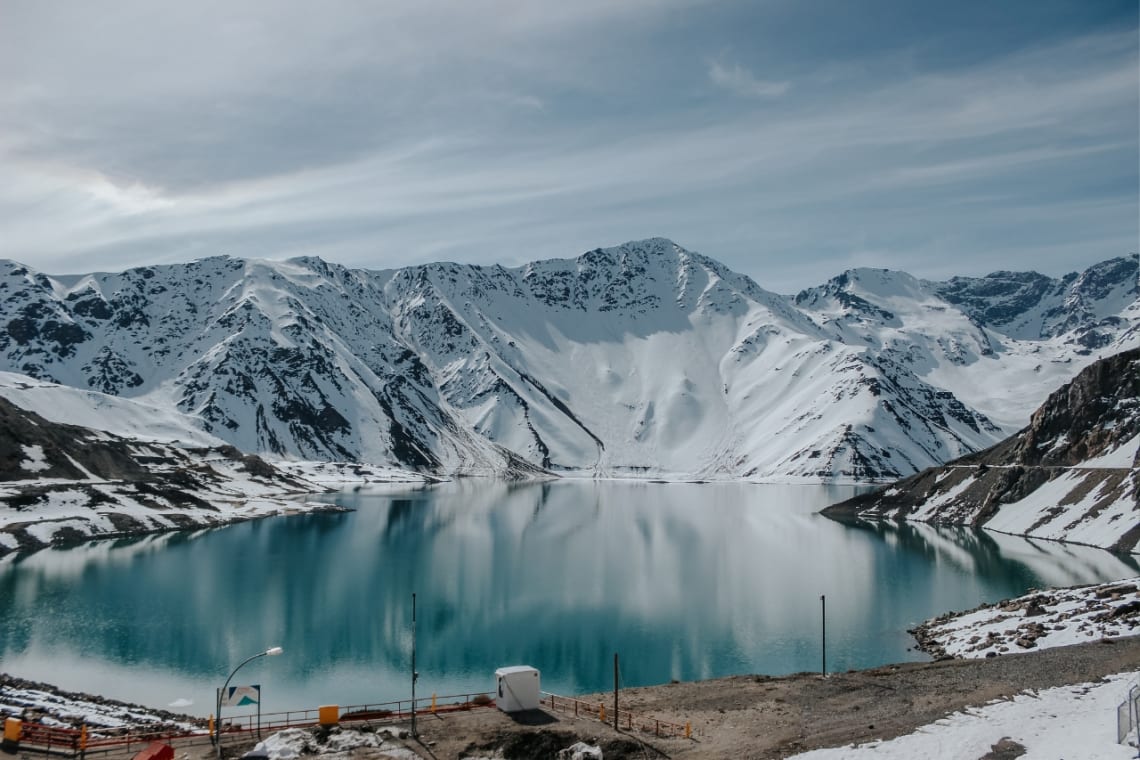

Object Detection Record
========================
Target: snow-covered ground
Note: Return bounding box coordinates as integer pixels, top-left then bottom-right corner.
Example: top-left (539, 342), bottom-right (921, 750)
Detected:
top-left (789, 579), bottom-right (1140, 759)
top-left (914, 578), bottom-right (1140, 659)
top-left (250, 726), bottom-right (418, 760)
top-left (273, 459), bottom-right (434, 486)
top-left (791, 672), bottom-right (1140, 759)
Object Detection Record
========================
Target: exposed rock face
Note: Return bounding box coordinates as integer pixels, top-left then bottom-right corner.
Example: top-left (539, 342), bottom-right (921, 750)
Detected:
top-left (823, 348), bottom-right (1140, 551)
top-left (933, 255), bottom-right (1139, 342)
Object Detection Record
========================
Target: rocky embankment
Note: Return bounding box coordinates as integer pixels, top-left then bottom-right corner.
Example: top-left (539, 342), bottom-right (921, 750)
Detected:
top-left (0, 673), bottom-right (202, 732)
top-left (910, 577), bottom-right (1140, 660)
top-left (823, 347), bottom-right (1140, 552)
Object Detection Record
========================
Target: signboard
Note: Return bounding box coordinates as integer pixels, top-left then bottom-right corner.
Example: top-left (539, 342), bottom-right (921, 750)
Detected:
top-left (220, 684), bottom-right (261, 708)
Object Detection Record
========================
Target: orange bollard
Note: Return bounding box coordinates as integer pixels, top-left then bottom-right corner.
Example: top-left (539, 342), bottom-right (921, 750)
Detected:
top-left (685, 721), bottom-right (691, 739)
top-left (2, 718), bottom-right (21, 753)
top-left (599, 703), bottom-right (606, 722)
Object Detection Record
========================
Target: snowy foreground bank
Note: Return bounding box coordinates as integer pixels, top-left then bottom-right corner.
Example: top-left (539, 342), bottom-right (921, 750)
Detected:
top-left (792, 578), bottom-right (1140, 759)
top-left (790, 672), bottom-right (1137, 759)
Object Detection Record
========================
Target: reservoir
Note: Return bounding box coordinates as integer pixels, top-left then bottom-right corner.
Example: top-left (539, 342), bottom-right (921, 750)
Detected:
top-left (0, 480), bottom-right (1135, 717)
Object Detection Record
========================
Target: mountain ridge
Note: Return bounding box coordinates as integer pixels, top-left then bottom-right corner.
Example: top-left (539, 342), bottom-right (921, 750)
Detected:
top-left (0, 241), bottom-right (1135, 481)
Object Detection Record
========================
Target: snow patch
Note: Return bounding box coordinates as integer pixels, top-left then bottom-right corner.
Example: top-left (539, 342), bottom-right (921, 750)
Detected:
top-left (20, 445), bottom-right (49, 473)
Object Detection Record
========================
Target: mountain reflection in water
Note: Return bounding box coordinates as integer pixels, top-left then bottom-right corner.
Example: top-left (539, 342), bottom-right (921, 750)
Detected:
top-left (0, 480), bottom-right (1134, 715)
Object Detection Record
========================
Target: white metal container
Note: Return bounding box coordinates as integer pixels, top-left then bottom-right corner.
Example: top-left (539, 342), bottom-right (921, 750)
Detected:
top-left (494, 665), bottom-right (541, 712)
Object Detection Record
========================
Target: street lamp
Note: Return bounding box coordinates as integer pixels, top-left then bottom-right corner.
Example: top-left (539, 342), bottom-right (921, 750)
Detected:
top-left (215, 647), bottom-right (283, 759)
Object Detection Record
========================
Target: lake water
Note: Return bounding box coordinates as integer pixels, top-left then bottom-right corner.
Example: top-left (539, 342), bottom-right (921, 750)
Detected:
top-left (1, 480), bottom-right (1136, 718)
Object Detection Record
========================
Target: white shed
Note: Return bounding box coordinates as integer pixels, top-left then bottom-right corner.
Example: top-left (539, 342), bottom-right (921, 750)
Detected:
top-left (494, 665), bottom-right (541, 712)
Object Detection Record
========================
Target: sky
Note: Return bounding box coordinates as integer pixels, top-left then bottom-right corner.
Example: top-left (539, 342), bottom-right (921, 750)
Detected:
top-left (0, 0), bottom-right (1136, 294)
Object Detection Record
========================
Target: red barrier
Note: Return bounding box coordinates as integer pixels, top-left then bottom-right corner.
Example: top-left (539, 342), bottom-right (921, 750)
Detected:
top-left (132, 741), bottom-right (174, 760)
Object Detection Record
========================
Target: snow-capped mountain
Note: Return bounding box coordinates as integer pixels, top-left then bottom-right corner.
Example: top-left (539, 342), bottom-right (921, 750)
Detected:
top-left (0, 240), bottom-right (1135, 481)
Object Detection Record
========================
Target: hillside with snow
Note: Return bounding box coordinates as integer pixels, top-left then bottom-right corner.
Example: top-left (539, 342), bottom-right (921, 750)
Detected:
top-left (0, 382), bottom-right (343, 555)
top-left (0, 241), bottom-right (1135, 481)
top-left (825, 348), bottom-right (1140, 551)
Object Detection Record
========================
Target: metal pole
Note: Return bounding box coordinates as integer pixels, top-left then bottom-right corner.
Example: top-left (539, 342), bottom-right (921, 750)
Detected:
top-left (820, 594), bottom-right (826, 677)
top-left (613, 653), bottom-right (619, 731)
top-left (215, 648), bottom-right (282, 760)
top-left (217, 653), bottom-right (262, 760)
top-left (411, 592), bottom-right (418, 739)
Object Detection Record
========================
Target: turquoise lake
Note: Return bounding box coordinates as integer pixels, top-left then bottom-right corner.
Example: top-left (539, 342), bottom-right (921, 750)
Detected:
top-left (0, 480), bottom-right (1135, 717)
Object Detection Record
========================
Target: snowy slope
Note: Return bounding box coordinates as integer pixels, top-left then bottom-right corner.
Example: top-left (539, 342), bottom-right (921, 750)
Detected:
top-left (0, 372), bottom-right (222, 446)
top-left (0, 243), bottom-right (1135, 481)
top-left (0, 392), bottom-right (349, 555)
top-left (826, 348), bottom-right (1140, 551)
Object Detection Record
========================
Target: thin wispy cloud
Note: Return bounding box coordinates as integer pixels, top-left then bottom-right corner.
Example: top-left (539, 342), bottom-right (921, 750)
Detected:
top-left (708, 60), bottom-right (791, 98)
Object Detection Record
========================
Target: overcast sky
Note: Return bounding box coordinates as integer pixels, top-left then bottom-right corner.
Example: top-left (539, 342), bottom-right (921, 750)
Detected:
top-left (1, 0), bottom-right (1136, 293)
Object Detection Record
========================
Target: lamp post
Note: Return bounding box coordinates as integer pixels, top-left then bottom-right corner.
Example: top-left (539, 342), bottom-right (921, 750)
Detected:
top-left (216, 647), bottom-right (283, 760)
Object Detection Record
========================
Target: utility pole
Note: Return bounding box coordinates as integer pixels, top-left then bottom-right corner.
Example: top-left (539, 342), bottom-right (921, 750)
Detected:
top-left (411, 592), bottom-right (418, 738)
top-left (613, 653), bottom-right (619, 731)
top-left (820, 594), bottom-right (827, 677)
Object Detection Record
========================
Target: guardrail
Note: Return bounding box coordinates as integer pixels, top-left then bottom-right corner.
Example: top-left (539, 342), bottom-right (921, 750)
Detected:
top-left (217, 691), bottom-right (495, 735)
top-left (541, 692), bottom-right (697, 739)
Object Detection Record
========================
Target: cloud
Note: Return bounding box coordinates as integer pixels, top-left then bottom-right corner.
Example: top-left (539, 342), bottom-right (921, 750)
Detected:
top-left (0, 3), bottom-right (1134, 292)
top-left (708, 60), bottom-right (791, 98)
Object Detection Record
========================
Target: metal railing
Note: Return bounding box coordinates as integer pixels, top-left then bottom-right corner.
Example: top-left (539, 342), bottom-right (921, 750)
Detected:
top-left (541, 692), bottom-right (697, 739)
top-left (217, 691), bottom-right (495, 734)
